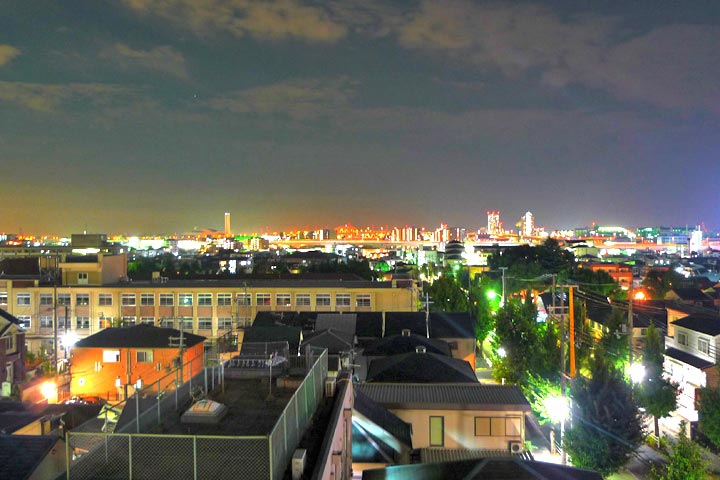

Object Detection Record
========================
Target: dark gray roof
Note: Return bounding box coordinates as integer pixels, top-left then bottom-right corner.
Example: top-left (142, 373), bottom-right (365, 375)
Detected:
top-left (367, 352), bottom-right (478, 384)
top-left (673, 315), bottom-right (720, 336)
top-left (357, 383), bottom-right (531, 411)
top-left (670, 288), bottom-right (711, 302)
top-left (0, 435), bottom-right (58, 480)
top-left (384, 312), bottom-right (475, 339)
top-left (316, 313), bottom-right (356, 334)
top-left (243, 325), bottom-right (302, 351)
top-left (361, 457), bottom-right (602, 480)
top-left (363, 334), bottom-right (451, 357)
top-left (355, 312), bottom-right (383, 338)
top-left (74, 324), bottom-right (205, 349)
top-left (665, 347), bottom-right (715, 370)
top-left (0, 309), bottom-right (21, 336)
top-left (302, 329), bottom-right (354, 353)
top-left (353, 388), bottom-right (412, 449)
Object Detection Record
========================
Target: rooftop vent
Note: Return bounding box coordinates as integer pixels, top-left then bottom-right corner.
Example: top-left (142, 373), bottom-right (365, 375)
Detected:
top-left (401, 329), bottom-right (411, 337)
top-left (416, 346), bottom-right (427, 354)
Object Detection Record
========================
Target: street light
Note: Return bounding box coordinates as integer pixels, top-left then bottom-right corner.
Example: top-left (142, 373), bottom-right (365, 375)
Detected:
top-left (629, 363), bottom-right (646, 384)
top-left (544, 395), bottom-right (570, 460)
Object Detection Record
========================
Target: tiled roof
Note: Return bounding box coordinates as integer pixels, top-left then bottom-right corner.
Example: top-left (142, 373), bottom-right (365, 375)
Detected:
top-left (105, 278), bottom-right (394, 289)
top-left (353, 388), bottom-right (412, 448)
top-left (367, 352), bottom-right (478, 384)
top-left (355, 312), bottom-right (383, 338)
top-left (302, 329), bottom-right (354, 353)
top-left (384, 312), bottom-right (475, 339)
top-left (363, 334), bottom-right (451, 357)
top-left (0, 435), bottom-right (57, 480)
top-left (74, 324), bottom-right (205, 349)
top-left (669, 288), bottom-right (711, 302)
top-left (673, 315), bottom-right (720, 336)
top-left (665, 347), bottom-right (715, 370)
top-left (357, 383), bottom-right (531, 411)
top-left (243, 325), bottom-right (302, 350)
top-left (316, 313), bottom-right (356, 334)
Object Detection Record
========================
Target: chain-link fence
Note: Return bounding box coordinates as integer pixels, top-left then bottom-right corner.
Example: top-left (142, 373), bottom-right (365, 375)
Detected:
top-left (67, 349), bottom-right (328, 480)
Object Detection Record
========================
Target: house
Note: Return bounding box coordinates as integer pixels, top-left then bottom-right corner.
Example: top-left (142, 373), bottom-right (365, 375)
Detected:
top-left (301, 328), bottom-right (354, 376)
top-left (0, 309), bottom-right (26, 396)
top-left (70, 324), bottom-right (205, 401)
top-left (577, 262), bottom-right (633, 290)
top-left (665, 288), bottom-right (714, 309)
top-left (663, 314), bottom-right (720, 432)
top-left (356, 383), bottom-right (531, 454)
top-left (366, 351), bottom-right (478, 384)
top-left (0, 434), bottom-right (66, 480)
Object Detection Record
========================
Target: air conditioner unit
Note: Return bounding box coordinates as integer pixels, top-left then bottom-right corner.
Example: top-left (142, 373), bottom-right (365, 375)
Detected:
top-left (325, 377), bottom-right (337, 398)
top-left (508, 440), bottom-right (523, 453)
top-left (291, 448), bottom-right (307, 480)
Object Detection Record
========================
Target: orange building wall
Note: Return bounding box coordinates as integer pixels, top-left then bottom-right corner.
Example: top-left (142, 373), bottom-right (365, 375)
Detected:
top-left (70, 342), bottom-right (204, 400)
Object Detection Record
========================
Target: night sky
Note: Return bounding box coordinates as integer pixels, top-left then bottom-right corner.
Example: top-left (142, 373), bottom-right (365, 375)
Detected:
top-left (2, 1), bottom-right (719, 235)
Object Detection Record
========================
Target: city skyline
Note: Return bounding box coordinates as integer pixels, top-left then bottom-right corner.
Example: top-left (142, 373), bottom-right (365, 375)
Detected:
top-left (2, 1), bottom-right (719, 233)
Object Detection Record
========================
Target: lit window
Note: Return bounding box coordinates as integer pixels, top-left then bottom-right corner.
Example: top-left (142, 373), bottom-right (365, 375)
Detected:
top-left (296, 294), bottom-right (311, 307)
top-left (17, 293), bottom-right (30, 306)
top-left (159, 294), bottom-right (173, 306)
top-left (276, 294), bottom-right (291, 307)
top-left (198, 293), bottom-right (212, 306)
top-left (336, 294), bottom-right (350, 307)
top-left (103, 350), bottom-right (120, 363)
top-left (316, 294), bottom-right (331, 307)
top-left (140, 293), bottom-right (155, 306)
top-left (0, 292), bottom-right (6, 305)
top-left (178, 293), bottom-right (193, 306)
top-left (78, 272), bottom-right (88, 283)
top-left (217, 293), bottom-right (232, 306)
top-left (121, 294), bottom-right (136, 306)
top-left (429, 416), bottom-right (444, 446)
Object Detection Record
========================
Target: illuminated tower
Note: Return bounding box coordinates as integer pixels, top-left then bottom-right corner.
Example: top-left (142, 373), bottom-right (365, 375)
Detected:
top-left (521, 211), bottom-right (534, 237)
top-left (224, 212), bottom-right (231, 236)
top-left (487, 211), bottom-right (502, 236)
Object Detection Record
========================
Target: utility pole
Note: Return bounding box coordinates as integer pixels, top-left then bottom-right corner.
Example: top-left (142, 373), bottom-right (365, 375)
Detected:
top-left (628, 283), bottom-right (634, 367)
top-left (569, 286), bottom-right (576, 378)
top-left (560, 284), bottom-right (567, 465)
top-left (499, 267), bottom-right (508, 306)
top-left (53, 255), bottom-right (58, 372)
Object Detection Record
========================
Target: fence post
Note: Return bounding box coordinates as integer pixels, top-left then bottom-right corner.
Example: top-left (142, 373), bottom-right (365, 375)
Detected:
top-left (268, 434), bottom-right (273, 480)
top-left (204, 367), bottom-right (208, 393)
top-left (128, 435), bottom-right (133, 480)
top-left (66, 433), bottom-right (71, 479)
top-left (157, 380), bottom-right (161, 426)
top-left (193, 436), bottom-right (198, 480)
top-left (135, 396), bottom-right (140, 434)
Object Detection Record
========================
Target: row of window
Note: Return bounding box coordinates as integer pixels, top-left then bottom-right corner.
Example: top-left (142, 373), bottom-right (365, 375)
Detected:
top-left (676, 331), bottom-right (711, 356)
top-left (428, 416), bottom-right (522, 447)
top-left (17, 315), bottom-right (236, 331)
top-left (6, 292), bottom-right (371, 308)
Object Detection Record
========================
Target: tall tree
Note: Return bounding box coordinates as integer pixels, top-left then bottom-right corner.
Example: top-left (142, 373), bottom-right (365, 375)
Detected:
top-left (427, 275), bottom-right (468, 312)
top-left (565, 347), bottom-right (644, 476)
top-left (635, 323), bottom-right (677, 441)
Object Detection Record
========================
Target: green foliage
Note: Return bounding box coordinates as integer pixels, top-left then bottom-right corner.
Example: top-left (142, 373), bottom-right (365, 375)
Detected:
top-left (649, 422), bottom-right (709, 480)
top-left (635, 324), bottom-right (677, 437)
top-left (698, 383), bottom-right (720, 447)
top-left (427, 274), bottom-right (468, 312)
top-left (568, 267), bottom-right (620, 298)
top-left (492, 296), bottom-right (560, 385)
top-left (642, 268), bottom-right (687, 299)
top-left (470, 284), bottom-right (496, 346)
top-left (565, 349), bottom-right (644, 476)
top-left (598, 307), bottom-right (630, 372)
top-left (522, 373), bottom-right (562, 425)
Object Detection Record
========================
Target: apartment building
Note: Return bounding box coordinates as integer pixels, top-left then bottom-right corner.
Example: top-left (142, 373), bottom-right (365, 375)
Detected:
top-left (0, 253), bottom-right (417, 356)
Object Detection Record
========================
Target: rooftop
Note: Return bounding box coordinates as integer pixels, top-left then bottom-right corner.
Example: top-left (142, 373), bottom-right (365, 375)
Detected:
top-left (672, 314), bottom-right (720, 336)
top-left (74, 324), bottom-right (206, 349)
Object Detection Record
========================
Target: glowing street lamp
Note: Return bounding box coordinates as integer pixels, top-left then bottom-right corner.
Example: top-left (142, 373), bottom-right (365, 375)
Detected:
top-left (40, 381), bottom-right (58, 402)
top-left (544, 395), bottom-right (570, 460)
top-left (497, 347), bottom-right (507, 358)
top-left (629, 363), bottom-right (646, 384)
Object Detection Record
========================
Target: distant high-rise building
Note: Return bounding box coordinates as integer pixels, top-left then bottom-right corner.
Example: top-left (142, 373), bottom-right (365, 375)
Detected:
top-left (224, 212), bottom-right (231, 236)
top-left (487, 211), bottom-right (502, 236)
top-left (520, 211), bottom-right (534, 237)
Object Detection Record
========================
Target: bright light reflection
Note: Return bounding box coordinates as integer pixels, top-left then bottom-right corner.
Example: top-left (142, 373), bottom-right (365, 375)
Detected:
top-left (544, 395), bottom-right (569, 423)
top-left (40, 382), bottom-right (57, 401)
top-left (629, 363), bottom-right (646, 383)
top-left (497, 347), bottom-right (507, 358)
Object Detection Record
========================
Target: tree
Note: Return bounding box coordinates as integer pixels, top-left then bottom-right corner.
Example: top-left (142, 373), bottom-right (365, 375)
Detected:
top-left (698, 382), bottom-right (720, 447)
top-left (599, 307), bottom-right (630, 372)
top-left (565, 348), bottom-right (644, 476)
top-left (635, 323), bottom-right (677, 441)
top-left (427, 275), bottom-right (468, 312)
top-left (650, 421), bottom-right (709, 480)
top-left (470, 285), bottom-right (495, 348)
top-left (568, 267), bottom-right (620, 298)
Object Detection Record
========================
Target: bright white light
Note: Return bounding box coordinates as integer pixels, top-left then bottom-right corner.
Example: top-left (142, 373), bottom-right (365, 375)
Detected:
top-left (544, 395), bottom-right (569, 423)
top-left (497, 347), bottom-right (507, 358)
top-left (61, 332), bottom-right (79, 349)
top-left (629, 363), bottom-right (646, 383)
top-left (40, 382), bottom-right (57, 401)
